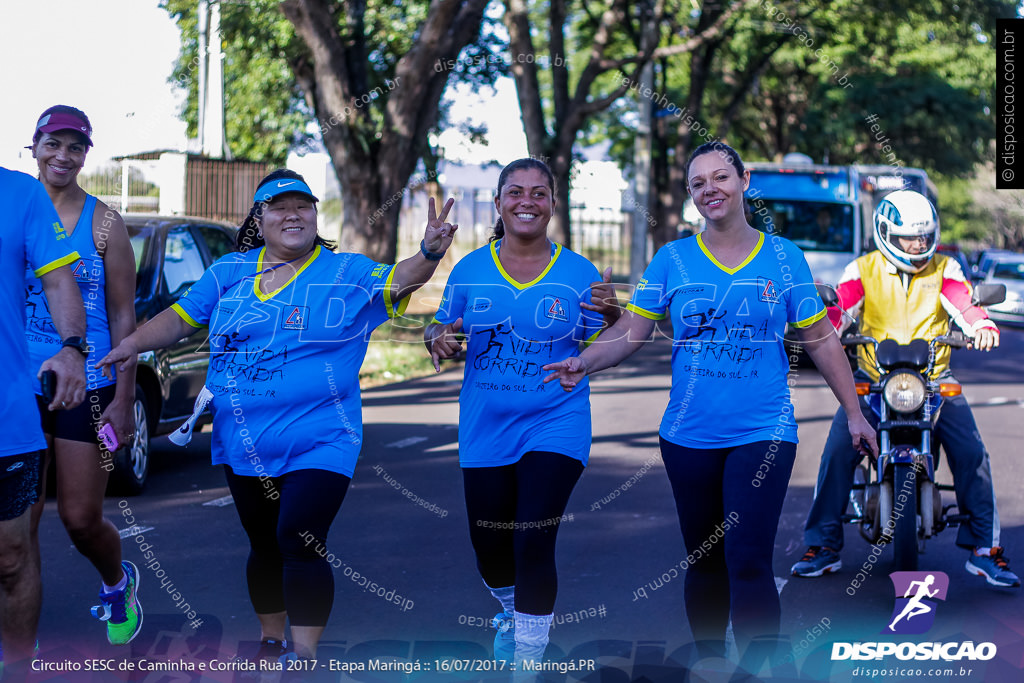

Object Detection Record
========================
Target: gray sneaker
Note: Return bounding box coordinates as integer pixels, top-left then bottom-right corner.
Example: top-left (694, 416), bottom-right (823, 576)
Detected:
top-left (791, 546), bottom-right (842, 577)
top-left (966, 547), bottom-right (1021, 588)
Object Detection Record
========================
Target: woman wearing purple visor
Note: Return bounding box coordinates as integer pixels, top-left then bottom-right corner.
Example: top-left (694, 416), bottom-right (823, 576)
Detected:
top-left (99, 169), bottom-right (458, 666)
top-left (23, 105), bottom-right (142, 647)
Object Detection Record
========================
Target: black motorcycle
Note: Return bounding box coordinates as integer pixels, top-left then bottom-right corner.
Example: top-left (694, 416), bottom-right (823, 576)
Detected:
top-left (817, 283), bottom-right (1005, 571)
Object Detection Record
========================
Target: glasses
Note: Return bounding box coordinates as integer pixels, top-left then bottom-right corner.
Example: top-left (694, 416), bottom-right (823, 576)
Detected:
top-left (897, 234), bottom-right (932, 245)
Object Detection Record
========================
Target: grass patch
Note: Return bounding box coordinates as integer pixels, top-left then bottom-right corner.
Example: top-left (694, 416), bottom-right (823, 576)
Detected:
top-left (359, 312), bottom-right (462, 388)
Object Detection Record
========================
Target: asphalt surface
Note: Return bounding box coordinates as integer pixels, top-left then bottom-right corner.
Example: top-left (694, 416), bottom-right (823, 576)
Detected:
top-left (31, 324), bottom-right (1024, 682)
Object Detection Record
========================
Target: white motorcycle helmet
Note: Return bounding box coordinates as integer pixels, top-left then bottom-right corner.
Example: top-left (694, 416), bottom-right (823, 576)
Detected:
top-left (873, 190), bottom-right (939, 274)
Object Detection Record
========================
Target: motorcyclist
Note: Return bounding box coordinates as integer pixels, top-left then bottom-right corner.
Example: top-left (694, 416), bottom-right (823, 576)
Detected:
top-left (791, 190), bottom-right (1019, 588)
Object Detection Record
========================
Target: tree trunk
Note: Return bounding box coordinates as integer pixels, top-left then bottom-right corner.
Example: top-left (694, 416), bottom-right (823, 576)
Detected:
top-left (335, 160), bottom-right (392, 262)
top-left (280, 0), bottom-right (489, 262)
top-left (504, 0), bottom-right (664, 250)
top-left (657, 39), bottom-right (718, 252)
top-left (552, 168), bottom-right (572, 248)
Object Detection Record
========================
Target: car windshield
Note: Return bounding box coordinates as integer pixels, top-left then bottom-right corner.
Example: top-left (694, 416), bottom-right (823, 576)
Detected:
top-left (992, 261), bottom-right (1024, 281)
top-left (747, 200), bottom-right (854, 252)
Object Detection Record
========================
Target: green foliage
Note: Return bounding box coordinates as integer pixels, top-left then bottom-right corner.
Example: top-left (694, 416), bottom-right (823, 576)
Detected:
top-left (597, 0), bottom-right (1012, 179)
top-left (163, 0), bottom-right (310, 165)
top-left (161, 0), bottom-right (506, 166)
top-left (359, 313), bottom-right (450, 387)
top-left (930, 172), bottom-right (989, 244)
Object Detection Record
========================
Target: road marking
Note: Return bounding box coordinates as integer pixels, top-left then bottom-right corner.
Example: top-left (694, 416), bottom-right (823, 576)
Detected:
top-left (977, 397), bottom-right (1024, 407)
top-left (386, 436), bottom-right (428, 448)
top-left (203, 495), bottom-right (235, 507)
top-left (119, 526), bottom-right (154, 539)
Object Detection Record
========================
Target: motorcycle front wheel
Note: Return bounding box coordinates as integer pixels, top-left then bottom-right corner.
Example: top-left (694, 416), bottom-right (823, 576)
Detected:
top-left (892, 464), bottom-right (920, 571)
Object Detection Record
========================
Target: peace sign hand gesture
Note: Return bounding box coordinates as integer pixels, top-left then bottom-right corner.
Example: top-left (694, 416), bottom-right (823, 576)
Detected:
top-left (423, 197), bottom-right (459, 255)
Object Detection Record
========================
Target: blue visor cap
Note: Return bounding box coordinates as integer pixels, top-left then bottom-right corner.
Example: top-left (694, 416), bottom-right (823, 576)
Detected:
top-left (254, 179), bottom-right (319, 204)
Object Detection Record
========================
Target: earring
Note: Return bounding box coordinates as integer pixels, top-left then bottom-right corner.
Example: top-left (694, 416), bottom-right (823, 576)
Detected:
top-left (257, 230), bottom-right (264, 239)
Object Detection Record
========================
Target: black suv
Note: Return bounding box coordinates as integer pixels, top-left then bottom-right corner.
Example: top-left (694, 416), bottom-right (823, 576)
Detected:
top-left (112, 215), bottom-right (237, 494)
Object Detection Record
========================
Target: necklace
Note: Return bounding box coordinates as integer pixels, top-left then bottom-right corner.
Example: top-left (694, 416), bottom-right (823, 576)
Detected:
top-left (258, 249), bottom-right (312, 278)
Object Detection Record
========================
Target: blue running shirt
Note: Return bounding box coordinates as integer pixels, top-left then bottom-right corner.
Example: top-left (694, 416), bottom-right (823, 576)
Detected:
top-left (172, 245), bottom-right (407, 477)
top-left (1, 168), bottom-right (78, 457)
top-left (434, 240), bottom-right (604, 467)
top-left (26, 194), bottom-right (115, 391)
top-left (628, 232), bottom-right (825, 448)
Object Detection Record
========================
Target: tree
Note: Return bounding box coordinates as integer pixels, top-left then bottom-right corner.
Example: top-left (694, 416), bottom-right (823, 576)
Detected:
top-left (164, 0), bottom-right (499, 262)
top-left (593, 0), bottom-right (1013, 249)
top-left (165, 0), bottom-right (312, 166)
top-left (654, 0), bottom-right (808, 246)
top-left (502, 0), bottom-right (750, 248)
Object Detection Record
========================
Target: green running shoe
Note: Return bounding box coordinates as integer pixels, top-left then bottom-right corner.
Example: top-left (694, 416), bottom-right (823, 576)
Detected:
top-left (91, 561), bottom-right (143, 645)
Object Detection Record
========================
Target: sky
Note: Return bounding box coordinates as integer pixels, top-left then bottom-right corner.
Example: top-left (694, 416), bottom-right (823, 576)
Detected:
top-left (0, 1), bottom-right (527, 176)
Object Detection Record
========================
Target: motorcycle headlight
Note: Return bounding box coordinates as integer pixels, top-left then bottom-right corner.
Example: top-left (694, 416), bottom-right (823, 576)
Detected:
top-left (883, 371), bottom-right (926, 413)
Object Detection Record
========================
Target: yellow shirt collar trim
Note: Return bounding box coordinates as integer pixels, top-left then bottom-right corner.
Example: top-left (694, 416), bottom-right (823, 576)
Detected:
top-left (489, 239), bottom-right (561, 290)
top-left (253, 244), bottom-right (321, 302)
top-left (696, 231), bottom-right (764, 275)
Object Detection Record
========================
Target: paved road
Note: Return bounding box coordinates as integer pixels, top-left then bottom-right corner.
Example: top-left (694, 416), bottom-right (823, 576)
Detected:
top-left (32, 326), bottom-right (1024, 682)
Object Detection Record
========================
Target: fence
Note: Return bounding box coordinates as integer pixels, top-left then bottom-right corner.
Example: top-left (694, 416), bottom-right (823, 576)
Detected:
top-left (395, 189), bottom-right (632, 276)
top-left (82, 157), bottom-right (634, 275)
top-left (80, 160), bottom-right (161, 214)
top-left (184, 157), bottom-right (272, 224)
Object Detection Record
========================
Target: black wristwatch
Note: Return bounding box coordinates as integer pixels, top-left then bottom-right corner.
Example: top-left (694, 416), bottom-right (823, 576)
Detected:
top-left (61, 336), bottom-right (89, 357)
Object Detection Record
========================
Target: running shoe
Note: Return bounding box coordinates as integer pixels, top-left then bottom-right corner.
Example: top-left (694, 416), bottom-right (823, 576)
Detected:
top-left (0, 639), bottom-right (39, 680)
top-left (91, 561), bottom-right (143, 645)
top-left (491, 612), bottom-right (515, 662)
top-left (966, 547), bottom-right (1021, 588)
top-left (791, 546), bottom-right (842, 577)
top-left (254, 638), bottom-right (290, 667)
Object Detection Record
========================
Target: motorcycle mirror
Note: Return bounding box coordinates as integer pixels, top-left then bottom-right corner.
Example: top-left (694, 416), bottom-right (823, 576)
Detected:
top-left (972, 283), bottom-right (1006, 307)
top-left (816, 283), bottom-right (839, 308)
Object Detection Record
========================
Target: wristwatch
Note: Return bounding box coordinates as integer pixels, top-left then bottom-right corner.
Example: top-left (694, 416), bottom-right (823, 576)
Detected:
top-left (61, 336), bottom-right (89, 357)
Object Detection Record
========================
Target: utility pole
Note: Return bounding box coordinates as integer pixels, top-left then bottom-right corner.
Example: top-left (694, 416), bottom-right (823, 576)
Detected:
top-left (197, 0), bottom-right (208, 151)
top-left (201, 0), bottom-right (229, 159)
top-left (630, 61), bottom-right (653, 284)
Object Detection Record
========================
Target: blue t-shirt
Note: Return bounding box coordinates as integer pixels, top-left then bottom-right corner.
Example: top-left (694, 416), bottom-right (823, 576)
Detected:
top-left (434, 240), bottom-right (604, 467)
top-left (628, 232), bottom-right (825, 448)
top-left (171, 245), bottom-right (407, 477)
top-left (26, 195), bottom-right (114, 391)
top-left (1, 168), bottom-right (78, 457)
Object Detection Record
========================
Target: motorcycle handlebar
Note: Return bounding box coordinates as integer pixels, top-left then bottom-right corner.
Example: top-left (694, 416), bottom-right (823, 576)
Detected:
top-left (839, 332), bottom-right (970, 376)
top-left (934, 334), bottom-right (969, 349)
top-left (841, 335), bottom-right (877, 348)
top-left (840, 334), bottom-right (971, 350)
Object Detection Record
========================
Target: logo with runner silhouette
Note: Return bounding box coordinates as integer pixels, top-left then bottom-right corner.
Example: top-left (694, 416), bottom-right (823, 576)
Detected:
top-left (544, 296), bottom-right (568, 322)
top-left (883, 571), bottom-right (949, 635)
top-left (72, 260), bottom-right (91, 281)
top-left (282, 306), bottom-right (309, 330)
top-left (757, 277), bottom-right (780, 303)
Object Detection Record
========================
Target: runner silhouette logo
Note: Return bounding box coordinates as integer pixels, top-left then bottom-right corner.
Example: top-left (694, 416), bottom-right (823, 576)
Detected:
top-left (544, 296), bottom-right (568, 322)
top-left (282, 306), bottom-right (310, 330)
top-left (883, 571), bottom-right (949, 635)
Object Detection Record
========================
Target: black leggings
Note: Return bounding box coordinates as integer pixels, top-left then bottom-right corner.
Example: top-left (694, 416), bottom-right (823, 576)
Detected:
top-left (463, 452), bottom-right (584, 615)
top-left (660, 437), bottom-right (796, 650)
top-left (224, 466), bottom-right (351, 627)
